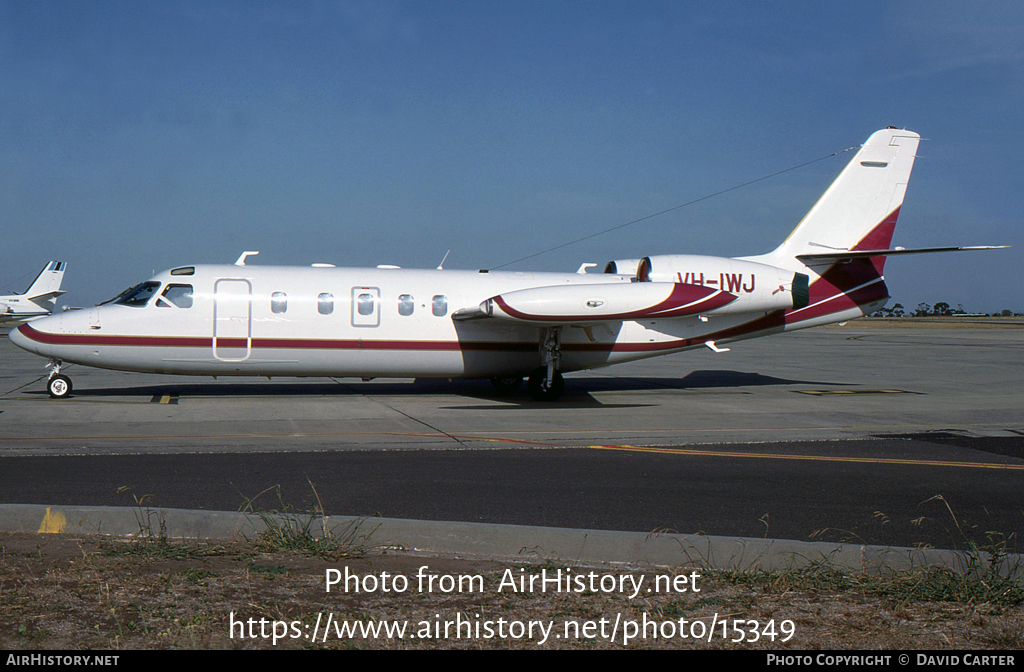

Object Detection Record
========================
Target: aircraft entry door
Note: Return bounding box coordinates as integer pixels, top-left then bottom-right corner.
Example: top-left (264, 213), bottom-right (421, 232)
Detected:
top-left (213, 279), bottom-right (252, 361)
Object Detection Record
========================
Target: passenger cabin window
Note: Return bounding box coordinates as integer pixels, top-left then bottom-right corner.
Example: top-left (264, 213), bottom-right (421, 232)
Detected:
top-left (271, 292), bottom-right (288, 314)
top-left (398, 294), bottom-right (414, 316)
top-left (114, 282), bottom-right (160, 307)
top-left (357, 293), bottom-right (375, 316)
top-left (432, 295), bottom-right (447, 317)
top-left (318, 293), bottom-right (334, 315)
top-left (156, 284), bottom-right (193, 308)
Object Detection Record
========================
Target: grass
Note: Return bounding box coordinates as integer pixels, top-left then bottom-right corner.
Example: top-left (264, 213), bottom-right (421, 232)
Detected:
top-left (97, 486), bottom-right (234, 560)
top-left (8, 483), bottom-right (1015, 648)
top-left (711, 510), bottom-right (1023, 610)
top-left (713, 558), bottom-right (1024, 609)
top-left (237, 482), bottom-right (377, 560)
top-left (3, 527), bottom-right (1024, 649)
top-left (97, 482), bottom-right (376, 562)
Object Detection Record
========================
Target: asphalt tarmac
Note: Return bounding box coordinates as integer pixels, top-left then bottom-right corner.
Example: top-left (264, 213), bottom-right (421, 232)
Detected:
top-left (1, 320), bottom-right (1022, 550)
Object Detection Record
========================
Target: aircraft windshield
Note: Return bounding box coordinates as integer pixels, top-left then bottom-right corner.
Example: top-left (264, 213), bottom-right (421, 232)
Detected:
top-left (108, 281), bottom-right (161, 307)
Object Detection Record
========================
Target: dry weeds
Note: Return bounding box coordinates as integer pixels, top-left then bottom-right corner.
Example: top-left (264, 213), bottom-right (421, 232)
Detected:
top-left (1, 532), bottom-right (1022, 650)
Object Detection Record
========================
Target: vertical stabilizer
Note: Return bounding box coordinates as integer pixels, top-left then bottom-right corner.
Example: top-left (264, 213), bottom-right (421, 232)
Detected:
top-left (763, 128), bottom-right (920, 268)
top-left (21, 261), bottom-right (67, 308)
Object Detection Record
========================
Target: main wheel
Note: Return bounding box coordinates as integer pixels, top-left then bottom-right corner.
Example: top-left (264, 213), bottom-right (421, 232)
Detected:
top-left (47, 374), bottom-right (72, 399)
top-left (489, 375), bottom-right (523, 395)
top-left (527, 367), bottom-right (564, 402)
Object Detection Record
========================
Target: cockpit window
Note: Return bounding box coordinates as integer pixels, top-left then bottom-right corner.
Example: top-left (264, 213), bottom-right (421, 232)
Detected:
top-left (112, 282), bottom-right (161, 307)
top-left (156, 284), bottom-right (193, 308)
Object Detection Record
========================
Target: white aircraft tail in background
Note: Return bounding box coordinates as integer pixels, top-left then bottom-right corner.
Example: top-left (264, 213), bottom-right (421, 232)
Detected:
top-left (0, 261), bottom-right (67, 324)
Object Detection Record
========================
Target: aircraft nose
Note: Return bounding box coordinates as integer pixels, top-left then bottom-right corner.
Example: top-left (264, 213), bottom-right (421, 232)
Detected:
top-left (8, 323), bottom-right (31, 351)
top-left (9, 314), bottom-right (62, 357)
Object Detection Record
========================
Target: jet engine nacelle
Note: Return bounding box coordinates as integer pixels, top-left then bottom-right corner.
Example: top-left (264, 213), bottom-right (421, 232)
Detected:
top-left (603, 259), bottom-right (644, 278)
top-left (478, 281), bottom-right (740, 324)
top-left (638, 254), bottom-right (809, 313)
top-left (469, 254), bottom-right (810, 324)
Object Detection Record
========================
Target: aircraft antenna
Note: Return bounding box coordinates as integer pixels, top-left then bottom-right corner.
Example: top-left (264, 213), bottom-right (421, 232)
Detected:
top-left (436, 250), bottom-right (450, 270)
top-left (235, 251), bottom-right (260, 266)
top-left (490, 144), bottom-right (858, 270)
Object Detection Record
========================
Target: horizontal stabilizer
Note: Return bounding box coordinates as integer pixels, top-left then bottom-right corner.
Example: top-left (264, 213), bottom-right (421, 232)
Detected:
top-left (797, 245), bottom-right (1009, 263)
top-left (28, 290), bottom-right (67, 310)
top-left (30, 290), bottom-right (67, 301)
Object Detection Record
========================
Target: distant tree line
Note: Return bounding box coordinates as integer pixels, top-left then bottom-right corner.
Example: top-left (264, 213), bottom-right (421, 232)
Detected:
top-left (871, 303), bottom-right (1021, 317)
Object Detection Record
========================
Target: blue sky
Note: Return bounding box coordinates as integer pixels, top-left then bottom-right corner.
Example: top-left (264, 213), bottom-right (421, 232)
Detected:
top-left (1, 1), bottom-right (1020, 312)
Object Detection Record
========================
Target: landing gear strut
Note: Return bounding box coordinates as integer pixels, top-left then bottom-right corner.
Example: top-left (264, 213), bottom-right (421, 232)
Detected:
top-left (46, 360), bottom-right (72, 399)
top-left (527, 327), bottom-right (565, 402)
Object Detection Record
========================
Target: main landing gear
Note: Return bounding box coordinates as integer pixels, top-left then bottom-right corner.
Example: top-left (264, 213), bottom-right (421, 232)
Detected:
top-left (487, 326), bottom-right (566, 402)
top-left (46, 360), bottom-right (72, 399)
top-left (527, 326), bottom-right (565, 402)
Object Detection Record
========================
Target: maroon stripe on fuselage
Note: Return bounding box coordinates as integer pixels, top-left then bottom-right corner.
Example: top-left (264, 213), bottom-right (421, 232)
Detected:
top-left (17, 324), bottom-right (210, 348)
top-left (16, 323), bottom-right (537, 353)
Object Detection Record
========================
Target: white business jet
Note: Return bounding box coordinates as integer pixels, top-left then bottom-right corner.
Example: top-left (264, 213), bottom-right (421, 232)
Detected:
top-left (0, 261), bottom-right (67, 324)
top-left (10, 129), bottom-right (1006, 400)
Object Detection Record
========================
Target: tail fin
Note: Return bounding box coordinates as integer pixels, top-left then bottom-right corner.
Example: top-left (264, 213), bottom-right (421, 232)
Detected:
top-left (765, 128), bottom-right (921, 268)
top-left (21, 261), bottom-right (67, 308)
top-left (736, 128), bottom-right (1004, 329)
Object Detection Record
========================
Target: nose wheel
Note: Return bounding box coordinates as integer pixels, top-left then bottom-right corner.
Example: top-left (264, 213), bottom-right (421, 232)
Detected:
top-left (47, 374), bottom-right (73, 399)
top-left (46, 359), bottom-right (72, 399)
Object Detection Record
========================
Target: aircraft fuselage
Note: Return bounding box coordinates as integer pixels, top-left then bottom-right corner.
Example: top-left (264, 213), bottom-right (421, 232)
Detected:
top-left (10, 260), bottom-right (872, 381)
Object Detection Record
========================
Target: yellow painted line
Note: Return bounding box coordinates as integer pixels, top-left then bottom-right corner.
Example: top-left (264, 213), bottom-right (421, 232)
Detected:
top-left (0, 425), bottom-right (1020, 471)
top-left (38, 507), bottom-right (66, 533)
top-left (470, 436), bottom-right (561, 447)
top-left (797, 389), bottom-right (920, 396)
top-left (586, 444), bottom-right (1024, 471)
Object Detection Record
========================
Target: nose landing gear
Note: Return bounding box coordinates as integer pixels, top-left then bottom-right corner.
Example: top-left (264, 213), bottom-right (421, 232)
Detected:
top-left (46, 360), bottom-right (72, 399)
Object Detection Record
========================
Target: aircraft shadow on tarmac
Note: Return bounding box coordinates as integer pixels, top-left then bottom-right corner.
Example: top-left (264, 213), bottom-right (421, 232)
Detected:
top-left (33, 369), bottom-right (853, 408)
top-left (445, 370), bottom-right (856, 409)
